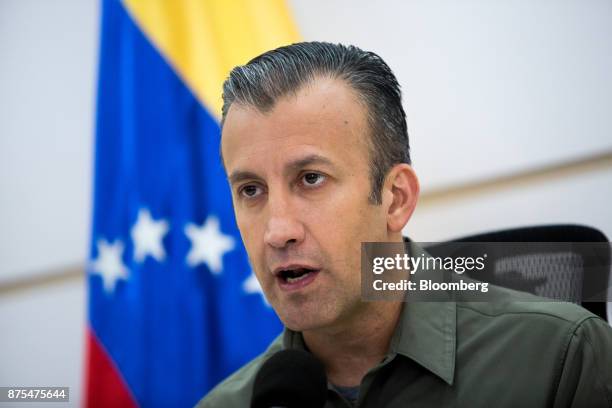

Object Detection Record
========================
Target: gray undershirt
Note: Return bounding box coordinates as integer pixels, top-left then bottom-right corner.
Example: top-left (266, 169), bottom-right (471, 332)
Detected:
top-left (331, 384), bottom-right (360, 406)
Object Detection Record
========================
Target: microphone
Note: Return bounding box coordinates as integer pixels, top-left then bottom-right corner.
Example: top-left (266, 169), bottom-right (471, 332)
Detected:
top-left (251, 349), bottom-right (328, 408)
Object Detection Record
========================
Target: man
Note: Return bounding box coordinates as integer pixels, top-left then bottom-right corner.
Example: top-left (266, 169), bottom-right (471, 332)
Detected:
top-left (198, 42), bottom-right (612, 407)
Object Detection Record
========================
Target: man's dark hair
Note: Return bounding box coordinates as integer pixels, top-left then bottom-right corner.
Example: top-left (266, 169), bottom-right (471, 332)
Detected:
top-left (221, 41), bottom-right (410, 204)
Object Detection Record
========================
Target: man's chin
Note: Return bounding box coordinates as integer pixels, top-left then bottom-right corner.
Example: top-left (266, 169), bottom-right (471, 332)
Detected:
top-left (282, 319), bottom-right (325, 333)
top-left (269, 294), bottom-right (338, 332)
top-left (277, 310), bottom-right (332, 333)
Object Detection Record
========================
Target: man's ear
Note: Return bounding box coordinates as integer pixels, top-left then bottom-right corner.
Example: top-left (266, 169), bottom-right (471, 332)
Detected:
top-left (383, 164), bottom-right (420, 233)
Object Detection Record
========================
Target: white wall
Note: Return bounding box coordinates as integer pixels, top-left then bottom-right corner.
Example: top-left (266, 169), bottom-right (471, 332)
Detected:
top-left (410, 166), bottom-right (612, 241)
top-left (0, 278), bottom-right (85, 408)
top-left (0, 0), bottom-right (97, 283)
top-left (1, 1), bottom-right (611, 406)
top-left (0, 0), bottom-right (98, 405)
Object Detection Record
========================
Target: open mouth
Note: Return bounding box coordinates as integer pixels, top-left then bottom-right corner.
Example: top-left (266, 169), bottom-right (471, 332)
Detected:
top-left (276, 265), bottom-right (321, 291)
top-left (279, 268), bottom-right (316, 283)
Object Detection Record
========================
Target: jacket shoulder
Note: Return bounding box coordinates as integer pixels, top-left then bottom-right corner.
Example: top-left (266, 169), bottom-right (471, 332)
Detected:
top-left (457, 282), bottom-right (599, 326)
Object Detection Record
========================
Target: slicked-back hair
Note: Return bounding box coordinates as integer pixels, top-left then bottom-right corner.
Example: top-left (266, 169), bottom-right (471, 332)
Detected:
top-left (221, 41), bottom-right (410, 204)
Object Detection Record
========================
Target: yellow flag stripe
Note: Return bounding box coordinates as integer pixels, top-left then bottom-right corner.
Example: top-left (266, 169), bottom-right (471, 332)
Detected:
top-left (123, 0), bottom-right (301, 119)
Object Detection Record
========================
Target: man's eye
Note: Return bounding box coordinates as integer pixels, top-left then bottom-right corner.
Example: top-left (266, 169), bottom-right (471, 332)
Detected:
top-left (239, 185), bottom-right (263, 198)
top-left (302, 172), bottom-right (326, 187)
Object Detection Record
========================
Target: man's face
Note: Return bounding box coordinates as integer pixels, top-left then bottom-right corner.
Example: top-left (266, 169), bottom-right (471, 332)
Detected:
top-left (222, 78), bottom-right (390, 331)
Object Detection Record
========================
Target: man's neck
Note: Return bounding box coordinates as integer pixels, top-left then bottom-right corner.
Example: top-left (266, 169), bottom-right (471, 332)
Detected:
top-left (302, 301), bottom-right (403, 387)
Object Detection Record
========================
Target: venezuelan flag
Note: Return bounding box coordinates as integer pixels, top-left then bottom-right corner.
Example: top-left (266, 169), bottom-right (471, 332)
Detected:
top-left (85, 1), bottom-right (300, 406)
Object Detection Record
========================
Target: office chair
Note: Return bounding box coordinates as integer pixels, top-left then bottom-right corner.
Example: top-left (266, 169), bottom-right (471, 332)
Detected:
top-left (425, 225), bottom-right (610, 322)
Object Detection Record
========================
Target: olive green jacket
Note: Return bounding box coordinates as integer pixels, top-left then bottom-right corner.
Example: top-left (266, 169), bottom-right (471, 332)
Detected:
top-left (196, 279), bottom-right (612, 407)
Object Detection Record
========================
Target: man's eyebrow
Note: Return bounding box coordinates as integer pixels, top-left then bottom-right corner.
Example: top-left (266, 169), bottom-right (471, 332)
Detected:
top-left (228, 170), bottom-right (260, 185)
top-left (228, 154), bottom-right (335, 185)
top-left (286, 154), bottom-right (335, 172)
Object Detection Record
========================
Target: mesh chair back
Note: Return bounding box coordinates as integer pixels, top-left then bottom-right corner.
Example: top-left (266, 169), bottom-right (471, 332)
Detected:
top-left (426, 225), bottom-right (610, 321)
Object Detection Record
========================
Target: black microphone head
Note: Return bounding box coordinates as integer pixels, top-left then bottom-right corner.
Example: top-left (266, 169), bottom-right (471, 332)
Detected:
top-left (251, 349), bottom-right (327, 408)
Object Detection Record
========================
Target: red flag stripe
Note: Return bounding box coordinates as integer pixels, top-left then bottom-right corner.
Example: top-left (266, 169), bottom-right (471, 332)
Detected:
top-left (85, 327), bottom-right (138, 408)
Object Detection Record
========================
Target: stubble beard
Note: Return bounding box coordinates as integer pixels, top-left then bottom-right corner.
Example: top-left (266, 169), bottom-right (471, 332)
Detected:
top-left (274, 277), bottom-right (363, 333)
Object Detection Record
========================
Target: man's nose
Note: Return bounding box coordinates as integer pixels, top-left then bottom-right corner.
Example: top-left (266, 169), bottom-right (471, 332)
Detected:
top-left (263, 200), bottom-right (305, 249)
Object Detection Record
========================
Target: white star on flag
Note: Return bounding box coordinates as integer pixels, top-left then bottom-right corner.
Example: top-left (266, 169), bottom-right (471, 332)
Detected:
top-left (91, 239), bottom-right (129, 293)
top-left (243, 272), bottom-right (270, 306)
top-left (131, 208), bottom-right (169, 262)
top-left (185, 215), bottom-right (235, 274)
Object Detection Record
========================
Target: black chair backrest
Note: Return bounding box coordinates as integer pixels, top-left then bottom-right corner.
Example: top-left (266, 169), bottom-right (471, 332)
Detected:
top-left (426, 225), bottom-right (610, 321)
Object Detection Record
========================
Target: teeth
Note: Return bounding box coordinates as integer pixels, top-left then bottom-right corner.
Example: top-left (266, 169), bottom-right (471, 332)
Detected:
top-left (285, 271), bottom-right (312, 283)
